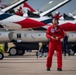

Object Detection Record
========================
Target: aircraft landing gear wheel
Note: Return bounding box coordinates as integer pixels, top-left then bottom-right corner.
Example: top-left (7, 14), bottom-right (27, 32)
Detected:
top-left (0, 52), bottom-right (4, 60)
top-left (9, 47), bottom-right (17, 56)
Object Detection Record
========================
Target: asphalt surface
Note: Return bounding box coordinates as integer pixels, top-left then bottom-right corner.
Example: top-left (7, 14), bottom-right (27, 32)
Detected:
top-left (0, 52), bottom-right (76, 75)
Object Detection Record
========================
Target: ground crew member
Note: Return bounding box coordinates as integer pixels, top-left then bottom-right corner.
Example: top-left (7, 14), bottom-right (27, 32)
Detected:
top-left (38, 42), bottom-right (43, 57)
top-left (42, 43), bottom-right (48, 57)
top-left (63, 33), bottom-right (70, 56)
top-left (46, 18), bottom-right (64, 71)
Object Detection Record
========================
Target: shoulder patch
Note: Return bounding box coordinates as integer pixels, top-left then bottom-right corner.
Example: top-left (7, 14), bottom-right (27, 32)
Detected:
top-left (51, 28), bottom-right (55, 33)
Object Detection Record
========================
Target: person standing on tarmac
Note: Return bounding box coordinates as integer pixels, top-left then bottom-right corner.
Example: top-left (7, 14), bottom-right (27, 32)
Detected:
top-left (37, 42), bottom-right (43, 57)
top-left (46, 18), bottom-right (64, 71)
top-left (42, 43), bottom-right (48, 57)
top-left (63, 33), bottom-right (70, 56)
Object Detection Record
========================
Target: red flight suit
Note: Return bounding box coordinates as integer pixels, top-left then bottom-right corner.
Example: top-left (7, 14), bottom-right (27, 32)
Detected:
top-left (46, 25), bottom-right (64, 69)
top-left (15, 11), bottom-right (23, 16)
top-left (15, 7), bottom-right (23, 16)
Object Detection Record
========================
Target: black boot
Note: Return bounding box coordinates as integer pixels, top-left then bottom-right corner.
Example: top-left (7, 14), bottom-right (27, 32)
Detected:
top-left (57, 68), bottom-right (62, 71)
top-left (47, 68), bottom-right (50, 71)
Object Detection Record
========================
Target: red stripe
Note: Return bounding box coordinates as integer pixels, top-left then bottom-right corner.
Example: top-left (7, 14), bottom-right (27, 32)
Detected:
top-left (14, 18), bottom-right (45, 28)
top-left (23, 2), bottom-right (35, 12)
top-left (46, 22), bottom-right (76, 31)
top-left (60, 23), bottom-right (76, 31)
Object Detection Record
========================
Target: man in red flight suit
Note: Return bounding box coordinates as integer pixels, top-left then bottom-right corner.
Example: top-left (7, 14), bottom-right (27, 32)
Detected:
top-left (46, 18), bottom-right (64, 71)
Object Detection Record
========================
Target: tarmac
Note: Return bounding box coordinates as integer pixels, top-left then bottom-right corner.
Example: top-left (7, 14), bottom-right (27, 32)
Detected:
top-left (0, 51), bottom-right (76, 75)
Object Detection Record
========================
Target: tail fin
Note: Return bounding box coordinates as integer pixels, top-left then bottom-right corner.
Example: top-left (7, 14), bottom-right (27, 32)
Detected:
top-left (23, 2), bottom-right (35, 12)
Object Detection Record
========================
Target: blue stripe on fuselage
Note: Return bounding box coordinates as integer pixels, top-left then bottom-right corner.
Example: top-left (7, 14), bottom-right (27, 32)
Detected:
top-left (0, 13), bottom-right (12, 20)
top-left (41, 18), bottom-right (52, 24)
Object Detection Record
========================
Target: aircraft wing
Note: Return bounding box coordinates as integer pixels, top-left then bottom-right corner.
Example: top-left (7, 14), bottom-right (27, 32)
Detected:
top-left (71, 10), bottom-right (76, 15)
top-left (0, 0), bottom-right (27, 13)
top-left (39, 0), bottom-right (71, 17)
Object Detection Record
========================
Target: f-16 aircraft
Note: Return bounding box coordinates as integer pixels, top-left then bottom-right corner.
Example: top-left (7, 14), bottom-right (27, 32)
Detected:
top-left (8, 0), bottom-right (76, 57)
top-left (0, 0), bottom-right (51, 29)
top-left (21, 0), bottom-right (76, 55)
top-left (0, 0), bottom-right (71, 30)
top-left (0, 0), bottom-right (71, 43)
top-left (0, 0), bottom-right (76, 58)
top-left (20, 0), bottom-right (76, 32)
